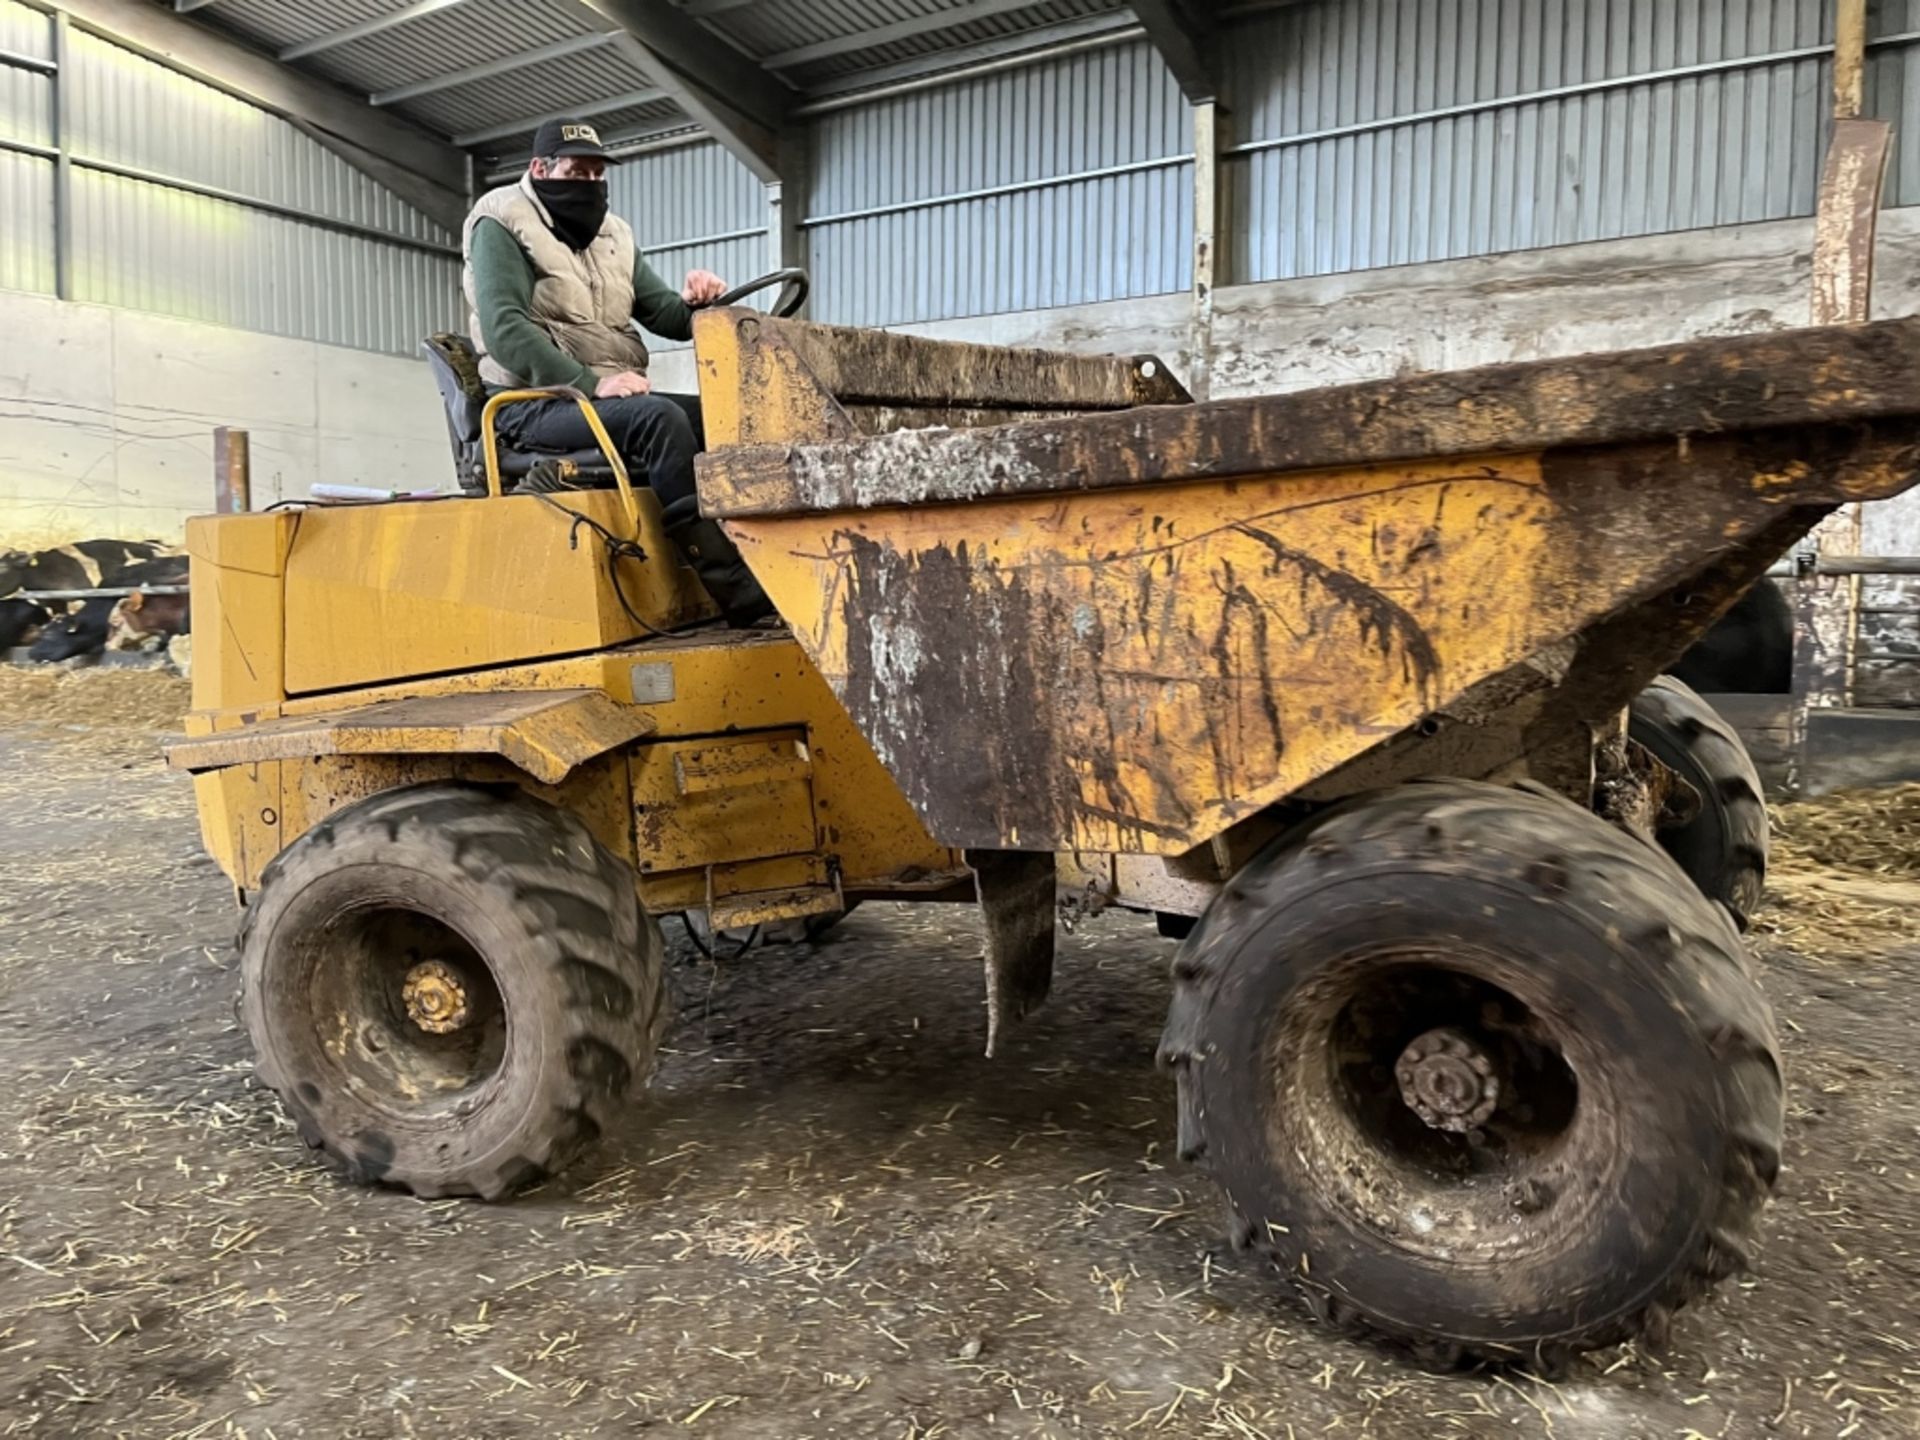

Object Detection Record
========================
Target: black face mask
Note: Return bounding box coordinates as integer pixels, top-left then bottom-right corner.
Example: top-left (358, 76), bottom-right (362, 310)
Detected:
top-left (530, 177), bottom-right (609, 251)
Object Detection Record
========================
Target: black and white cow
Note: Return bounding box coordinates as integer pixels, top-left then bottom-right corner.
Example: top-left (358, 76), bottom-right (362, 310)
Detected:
top-left (0, 597), bottom-right (48, 650)
top-left (27, 555), bottom-right (188, 663)
top-left (0, 539), bottom-right (166, 598)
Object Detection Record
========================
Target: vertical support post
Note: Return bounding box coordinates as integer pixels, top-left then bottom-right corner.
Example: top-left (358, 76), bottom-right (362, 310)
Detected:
top-left (1835, 0), bottom-right (1867, 120)
top-left (765, 179), bottom-right (789, 274)
top-left (50, 8), bottom-right (73, 301)
top-left (214, 427), bottom-right (252, 514)
top-left (765, 130), bottom-right (806, 303)
top-left (1189, 100), bottom-right (1221, 402)
top-left (1790, 0), bottom-right (1891, 791)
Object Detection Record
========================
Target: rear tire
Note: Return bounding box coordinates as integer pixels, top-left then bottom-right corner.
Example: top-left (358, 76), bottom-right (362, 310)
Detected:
top-left (239, 784), bottom-right (667, 1199)
top-left (1160, 779), bottom-right (1782, 1366)
top-left (1630, 675), bottom-right (1769, 926)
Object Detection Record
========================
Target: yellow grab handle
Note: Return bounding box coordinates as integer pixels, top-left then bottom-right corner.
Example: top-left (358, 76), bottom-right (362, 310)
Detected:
top-left (479, 388), bottom-right (640, 533)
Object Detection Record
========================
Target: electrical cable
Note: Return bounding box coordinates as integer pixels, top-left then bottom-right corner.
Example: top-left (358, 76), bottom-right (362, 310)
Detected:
top-left (674, 912), bottom-right (762, 963)
top-left (528, 491), bottom-right (716, 641)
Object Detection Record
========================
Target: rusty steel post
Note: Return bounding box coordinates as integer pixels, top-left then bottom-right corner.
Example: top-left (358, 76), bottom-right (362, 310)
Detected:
top-left (1188, 99), bottom-right (1221, 403)
top-left (214, 426), bottom-right (252, 514)
top-left (1834, 0), bottom-right (1867, 120)
top-left (1790, 0), bottom-right (1891, 790)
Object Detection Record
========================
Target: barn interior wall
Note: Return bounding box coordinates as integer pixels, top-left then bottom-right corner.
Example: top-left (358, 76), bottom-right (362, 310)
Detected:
top-left (9, 0), bottom-right (1920, 571)
top-left (0, 0), bottom-right (460, 549)
top-left (0, 287), bottom-right (450, 548)
top-left (16, 204), bottom-right (1920, 550)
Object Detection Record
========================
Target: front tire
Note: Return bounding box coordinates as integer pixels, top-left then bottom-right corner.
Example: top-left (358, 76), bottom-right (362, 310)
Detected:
top-left (1160, 780), bottom-right (1782, 1366)
top-left (239, 784), bottom-right (668, 1199)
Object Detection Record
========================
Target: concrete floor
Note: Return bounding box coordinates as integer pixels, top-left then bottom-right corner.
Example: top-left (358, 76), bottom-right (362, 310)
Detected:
top-left (0, 671), bottom-right (1916, 1440)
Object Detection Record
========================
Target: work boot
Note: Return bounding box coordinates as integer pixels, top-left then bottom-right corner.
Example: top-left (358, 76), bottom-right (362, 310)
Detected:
top-left (662, 497), bottom-right (776, 628)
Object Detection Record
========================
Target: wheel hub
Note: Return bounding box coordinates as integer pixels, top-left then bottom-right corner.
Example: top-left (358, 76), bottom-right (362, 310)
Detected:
top-left (402, 959), bottom-right (473, 1034)
top-left (1395, 1027), bottom-right (1499, 1131)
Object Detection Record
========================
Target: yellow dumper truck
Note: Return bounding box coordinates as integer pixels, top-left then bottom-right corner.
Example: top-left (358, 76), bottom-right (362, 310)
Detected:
top-left (170, 284), bottom-right (1920, 1364)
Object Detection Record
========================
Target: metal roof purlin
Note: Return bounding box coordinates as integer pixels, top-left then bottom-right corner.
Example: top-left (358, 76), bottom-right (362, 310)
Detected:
top-left (760, 0), bottom-right (1049, 70)
top-left (279, 0), bottom-right (471, 63)
top-left (371, 31), bottom-right (620, 106)
top-left (455, 83), bottom-right (671, 146)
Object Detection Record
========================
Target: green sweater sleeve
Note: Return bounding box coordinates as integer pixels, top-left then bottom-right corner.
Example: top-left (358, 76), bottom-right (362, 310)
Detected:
top-left (468, 218), bottom-right (597, 391)
top-left (630, 256), bottom-right (694, 343)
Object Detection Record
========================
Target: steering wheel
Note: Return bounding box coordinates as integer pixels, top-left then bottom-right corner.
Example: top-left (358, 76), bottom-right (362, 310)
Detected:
top-left (699, 267), bottom-right (809, 319)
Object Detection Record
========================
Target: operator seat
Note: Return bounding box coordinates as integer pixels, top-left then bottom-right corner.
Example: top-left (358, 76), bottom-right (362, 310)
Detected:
top-left (421, 333), bottom-right (616, 495)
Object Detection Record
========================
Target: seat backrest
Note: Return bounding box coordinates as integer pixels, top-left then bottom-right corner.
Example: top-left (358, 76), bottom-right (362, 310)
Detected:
top-left (419, 331), bottom-right (624, 494)
top-left (422, 333), bottom-right (486, 445)
top-left (421, 333), bottom-right (490, 491)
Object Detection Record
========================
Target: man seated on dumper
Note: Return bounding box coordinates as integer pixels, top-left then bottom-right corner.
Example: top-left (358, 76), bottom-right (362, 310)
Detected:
top-left (462, 117), bottom-right (770, 626)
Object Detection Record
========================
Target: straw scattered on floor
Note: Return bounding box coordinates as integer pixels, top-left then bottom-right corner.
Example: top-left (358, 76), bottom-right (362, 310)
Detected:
top-left (1759, 783), bottom-right (1920, 960)
top-left (0, 665), bottom-right (189, 736)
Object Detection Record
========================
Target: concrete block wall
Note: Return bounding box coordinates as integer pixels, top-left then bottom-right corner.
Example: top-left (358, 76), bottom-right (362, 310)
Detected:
top-left (0, 288), bottom-right (451, 549)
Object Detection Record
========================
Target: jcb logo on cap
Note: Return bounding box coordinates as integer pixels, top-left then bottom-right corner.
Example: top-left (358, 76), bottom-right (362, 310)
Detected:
top-left (561, 124), bottom-right (601, 143)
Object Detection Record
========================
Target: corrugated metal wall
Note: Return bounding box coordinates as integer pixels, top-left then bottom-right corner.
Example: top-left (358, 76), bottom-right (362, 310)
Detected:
top-left (11, 0), bottom-right (1920, 348)
top-left (0, 150), bottom-right (55, 294)
top-left (609, 138), bottom-right (768, 351)
top-left (0, 0), bottom-right (460, 353)
top-left (803, 38), bottom-right (1192, 326)
top-left (519, 1), bottom-right (1920, 329)
top-left (1224, 0), bottom-right (1920, 284)
top-left (1873, 0), bottom-right (1920, 206)
top-left (0, 0), bottom-right (54, 294)
top-left (547, 2), bottom-right (1920, 328)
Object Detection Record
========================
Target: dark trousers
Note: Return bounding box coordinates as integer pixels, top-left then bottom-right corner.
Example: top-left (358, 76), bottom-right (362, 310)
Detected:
top-left (496, 391), bottom-right (704, 507)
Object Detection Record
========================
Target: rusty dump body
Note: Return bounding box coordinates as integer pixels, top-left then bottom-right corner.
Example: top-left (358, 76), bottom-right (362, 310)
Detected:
top-left (694, 310), bottom-right (1920, 865)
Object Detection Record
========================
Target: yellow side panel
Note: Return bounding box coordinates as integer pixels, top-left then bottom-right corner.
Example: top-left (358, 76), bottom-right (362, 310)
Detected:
top-left (606, 638), bottom-right (962, 889)
top-left (200, 636), bottom-right (964, 896)
top-left (192, 763), bottom-right (282, 886)
top-left (280, 491), bottom-right (710, 696)
top-left (186, 512), bottom-right (298, 719)
top-left (630, 731), bottom-right (817, 873)
top-left (729, 457), bottom-right (1559, 854)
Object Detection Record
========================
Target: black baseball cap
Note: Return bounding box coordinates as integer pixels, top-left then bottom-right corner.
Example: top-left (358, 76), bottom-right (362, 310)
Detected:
top-left (531, 118), bottom-right (613, 162)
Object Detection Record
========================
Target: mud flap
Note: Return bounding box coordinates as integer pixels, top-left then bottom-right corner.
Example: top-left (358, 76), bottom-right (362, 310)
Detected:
top-left (967, 849), bottom-right (1055, 1057)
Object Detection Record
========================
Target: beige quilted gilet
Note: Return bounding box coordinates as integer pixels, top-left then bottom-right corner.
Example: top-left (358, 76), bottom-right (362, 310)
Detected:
top-left (461, 176), bottom-right (650, 387)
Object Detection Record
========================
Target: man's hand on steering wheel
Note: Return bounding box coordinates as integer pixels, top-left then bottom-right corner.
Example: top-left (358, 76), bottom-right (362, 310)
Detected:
top-left (595, 370), bottom-right (652, 399)
top-left (681, 269), bottom-right (726, 306)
